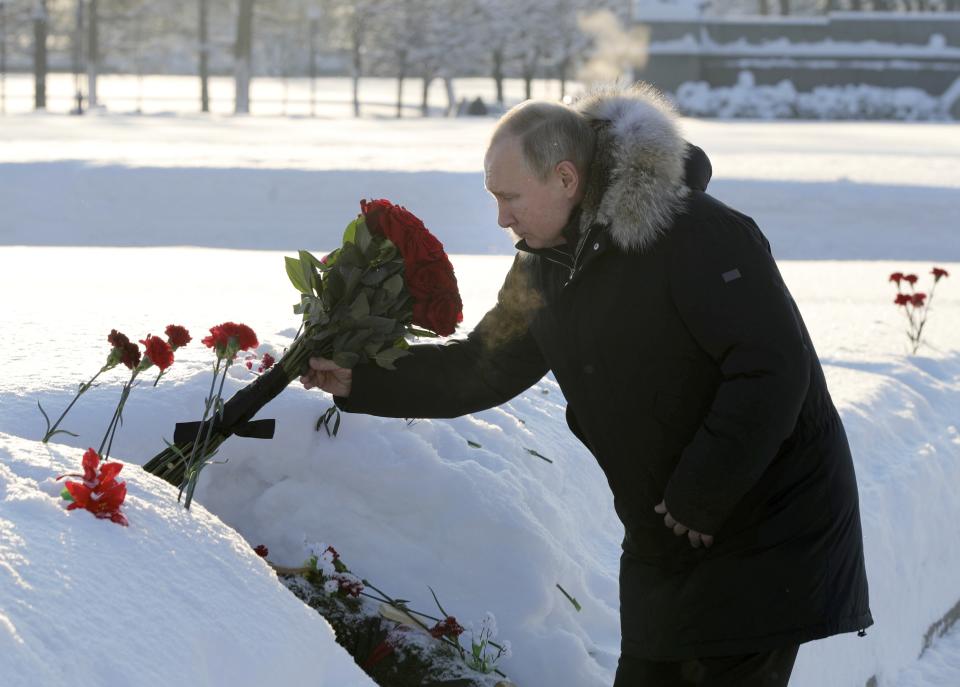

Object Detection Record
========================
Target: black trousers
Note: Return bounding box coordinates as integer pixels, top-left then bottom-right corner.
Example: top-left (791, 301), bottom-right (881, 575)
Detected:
top-left (613, 644), bottom-right (800, 687)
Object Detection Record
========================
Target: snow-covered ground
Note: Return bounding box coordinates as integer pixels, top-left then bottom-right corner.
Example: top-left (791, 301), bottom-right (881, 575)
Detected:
top-left (1, 85), bottom-right (959, 686)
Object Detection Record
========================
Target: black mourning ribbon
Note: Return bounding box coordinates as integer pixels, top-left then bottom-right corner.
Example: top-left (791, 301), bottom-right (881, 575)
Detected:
top-left (171, 363), bottom-right (292, 444)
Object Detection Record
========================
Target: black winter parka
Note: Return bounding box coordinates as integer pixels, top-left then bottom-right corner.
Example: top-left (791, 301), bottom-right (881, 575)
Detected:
top-left (336, 87), bottom-right (873, 660)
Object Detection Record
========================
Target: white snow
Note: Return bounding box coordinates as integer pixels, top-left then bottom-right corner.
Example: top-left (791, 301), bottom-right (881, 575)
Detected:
top-left (1, 88), bottom-right (959, 686)
top-left (0, 433), bottom-right (376, 687)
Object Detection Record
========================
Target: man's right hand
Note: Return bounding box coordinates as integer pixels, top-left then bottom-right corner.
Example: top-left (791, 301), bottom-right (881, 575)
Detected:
top-left (300, 357), bottom-right (352, 397)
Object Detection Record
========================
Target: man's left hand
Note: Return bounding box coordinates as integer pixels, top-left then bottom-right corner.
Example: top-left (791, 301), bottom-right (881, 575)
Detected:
top-left (654, 500), bottom-right (715, 549)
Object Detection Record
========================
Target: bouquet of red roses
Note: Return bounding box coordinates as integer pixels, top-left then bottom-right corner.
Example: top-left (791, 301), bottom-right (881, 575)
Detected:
top-left (143, 199), bottom-right (462, 488)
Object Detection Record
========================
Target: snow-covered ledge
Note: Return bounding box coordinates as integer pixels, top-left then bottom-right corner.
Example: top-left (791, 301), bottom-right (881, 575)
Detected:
top-left (0, 432), bottom-right (375, 687)
top-left (791, 353), bottom-right (960, 687)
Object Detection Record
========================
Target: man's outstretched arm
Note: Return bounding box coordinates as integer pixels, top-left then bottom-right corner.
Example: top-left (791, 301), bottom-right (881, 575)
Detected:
top-left (302, 255), bottom-right (550, 419)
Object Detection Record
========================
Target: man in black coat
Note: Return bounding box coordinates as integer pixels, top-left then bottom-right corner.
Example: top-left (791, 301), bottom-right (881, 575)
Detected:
top-left (301, 84), bottom-right (873, 686)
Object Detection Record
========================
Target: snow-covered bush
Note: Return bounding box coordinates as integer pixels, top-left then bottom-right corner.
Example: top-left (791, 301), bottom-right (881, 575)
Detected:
top-left (674, 72), bottom-right (949, 121)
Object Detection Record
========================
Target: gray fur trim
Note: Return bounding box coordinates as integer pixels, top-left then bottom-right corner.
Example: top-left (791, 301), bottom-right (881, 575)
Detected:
top-left (572, 83), bottom-right (690, 253)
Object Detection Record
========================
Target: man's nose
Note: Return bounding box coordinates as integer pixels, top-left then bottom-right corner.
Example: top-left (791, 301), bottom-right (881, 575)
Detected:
top-left (497, 203), bottom-right (514, 229)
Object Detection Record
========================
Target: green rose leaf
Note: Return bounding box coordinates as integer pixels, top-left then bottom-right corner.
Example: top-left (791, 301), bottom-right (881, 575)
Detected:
top-left (342, 217), bottom-right (360, 245)
top-left (285, 256), bottom-right (311, 294)
top-left (383, 273), bottom-right (404, 299)
top-left (354, 217), bottom-right (372, 254)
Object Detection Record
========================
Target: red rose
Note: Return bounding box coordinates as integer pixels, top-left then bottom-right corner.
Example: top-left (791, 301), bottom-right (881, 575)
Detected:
top-left (413, 291), bottom-right (463, 337)
top-left (360, 199), bottom-right (446, 263)
top-left (140, 335), bottom-right (174, 371)
top-left (165, 324), bottom-right (192, 349)
top-left (405, 258), bottom-right (458, 301)
top-left (120, 342), bottom-right (142, 369)
top-left (911, 292), bottom-right (927, 307)
top-left (932, 267), bottom-right (949, 281)
top-left (894, 293), bottom-right (912, 306)
top-left (904, 274), bottom-right (919, 285)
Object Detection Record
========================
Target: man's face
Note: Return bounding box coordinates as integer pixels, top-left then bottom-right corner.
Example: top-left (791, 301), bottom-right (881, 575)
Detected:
top-left (484, 136), bottom-right (579, 250)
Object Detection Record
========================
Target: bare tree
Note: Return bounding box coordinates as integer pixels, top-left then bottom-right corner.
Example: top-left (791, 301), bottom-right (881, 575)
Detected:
top-left (32, 0), bottom-right (46, 110)
top-left (234, 0), bottom-right (253, 113)
top-left (199, 0), bottom-right (210, 112)
top-left (1, 1), bottom-right (8, 114)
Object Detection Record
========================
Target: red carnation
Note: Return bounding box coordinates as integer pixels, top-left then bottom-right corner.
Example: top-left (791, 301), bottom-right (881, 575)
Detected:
top-left (202, 322), bottom-right (259, 358)
top-left (429, 616), bottom-right (465, 640)
top-left (904, 274), bottom-right (919, 286)
top-left (932, 267), bottom-right (949, 281)
top-left (259, 353), bottom-right (276, 372)
top-left (165, 324), bottom-right (192, 349)
top-left (325, 545), bottom-right (340, 560)
top-left (140, 335), bottom-right (174, 371)
top-left (120, 341), bottom-right (142, 369)
top-left (60, 448), bottom-right (128, 526)
top-left (254, 544), bottom-right (269, 558)
top-left (894, 293), bottom-right (912, 306)
top-left (888, 272), bottom-right (904, 285)
top-left (911, 292), bottom-right (927, 307)
top-left (108, 329), bottom-right (130, 349)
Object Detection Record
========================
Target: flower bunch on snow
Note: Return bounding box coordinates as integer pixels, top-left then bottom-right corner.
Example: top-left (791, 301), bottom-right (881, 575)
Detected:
top-left (58, 448), bottom-right (128, 526)
top-left (97, 325), bottom-right (189, 461)
top-left (890, 267), bottom-right (949, 354)
top-left (38, 325), bottom-right (189, 452)
top-left (305, 541), bottom-right (365, 598)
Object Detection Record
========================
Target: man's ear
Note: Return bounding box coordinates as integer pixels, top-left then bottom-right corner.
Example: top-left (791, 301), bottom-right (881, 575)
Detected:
top-left (555, 160), bottom-right (580, 198)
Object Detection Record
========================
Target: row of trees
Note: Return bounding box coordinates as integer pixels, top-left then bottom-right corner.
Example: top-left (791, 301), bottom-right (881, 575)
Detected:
top-left (1, 0), bottom-right (638, 115)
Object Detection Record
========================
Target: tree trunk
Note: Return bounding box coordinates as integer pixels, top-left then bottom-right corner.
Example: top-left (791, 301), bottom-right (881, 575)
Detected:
top-left (33, 0), bottom-right (47, 110)
top-left (234, 0), bottom-right (254, 114)
top-left (759, 0), bottom-right (770, 15)
top-left (492, 48), bottom-right (504, 107)
top-left (559, 57), bottom-right (569, 100)
top-left (1, 0), bottom-right (7, 114)
top-left (420, 75), bottom-right (431, 117)
top-left (443, 76), bottom-right (455, 117)
top-left (351, 26), bottom-right (361, 117)
top-left (70, 0), bottom-right (84, 113)
top-left (86, 0), bottom-right (98, 108)
top-left (778, 0), bottom-right (790, 14)
top-left (396, 73), bottom-right (404, 118)
top-left (199, 0), bottom-right (210, 112)
top-left (309, 15), bottom-right (318, 117)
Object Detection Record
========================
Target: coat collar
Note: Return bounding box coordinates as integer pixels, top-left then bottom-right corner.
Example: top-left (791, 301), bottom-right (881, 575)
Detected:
top-left (571, 83), bottom-right (691, 254)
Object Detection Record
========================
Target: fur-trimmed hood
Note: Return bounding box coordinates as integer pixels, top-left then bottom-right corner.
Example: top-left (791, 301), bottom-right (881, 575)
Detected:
top-left (572, 84), bottom-right (691, 253)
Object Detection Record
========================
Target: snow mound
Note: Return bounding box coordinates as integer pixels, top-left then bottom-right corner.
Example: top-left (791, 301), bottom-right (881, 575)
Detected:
top-left (0, 432), bottom-right (375, 687)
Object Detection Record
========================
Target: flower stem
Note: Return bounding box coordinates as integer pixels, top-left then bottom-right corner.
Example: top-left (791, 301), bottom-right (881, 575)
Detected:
top-left (42, 368), bottom-right (104, 443)
top-left (99, 370), bottom-right (137, 459)
top-left (184, 361), bottom-right (231, 508)
top-left (179, 357), bottom-right (223, 506)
